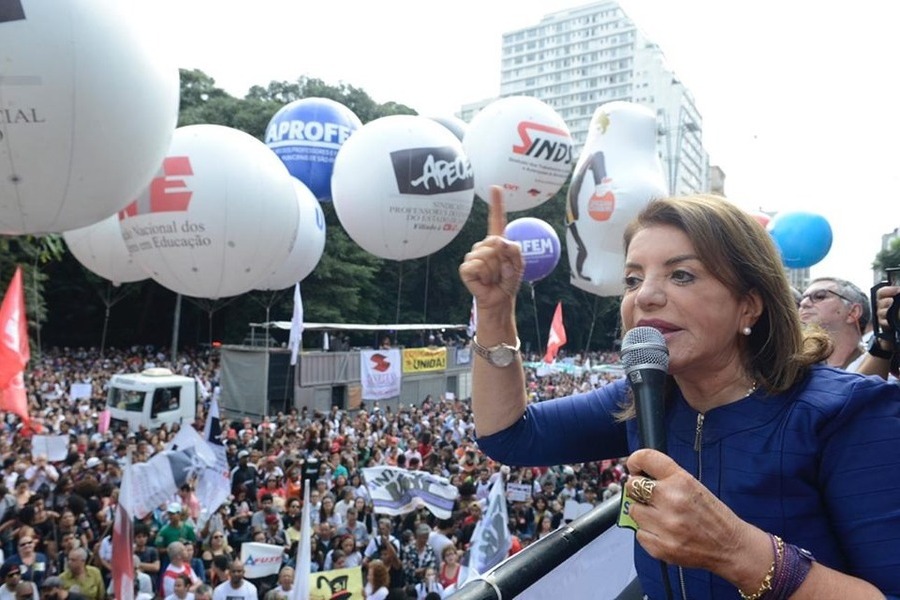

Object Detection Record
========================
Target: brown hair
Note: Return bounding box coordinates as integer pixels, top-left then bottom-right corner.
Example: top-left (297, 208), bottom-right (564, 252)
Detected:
top-left (367, 559), bottom-right (390, 589)
top-left (622, 194), bottom-right (830, 395)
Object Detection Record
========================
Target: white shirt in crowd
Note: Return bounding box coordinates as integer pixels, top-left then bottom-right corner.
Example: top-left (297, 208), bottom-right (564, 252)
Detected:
top-left (213, 579), bottom-right (258, 600)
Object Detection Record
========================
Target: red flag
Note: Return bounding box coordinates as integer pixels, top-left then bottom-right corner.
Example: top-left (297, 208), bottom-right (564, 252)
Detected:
top-left (0, 268), bottom-right (29, 424)
top-left (544, 302), bottom-right (567, 363)
top-left (112, 457), bottom-right (135, 600)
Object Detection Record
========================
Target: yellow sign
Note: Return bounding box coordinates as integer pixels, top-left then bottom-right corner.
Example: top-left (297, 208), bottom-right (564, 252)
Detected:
top-left (307, 566), bottom-right (364, 600)
top-left (402, 347), bottom-right (447, 373)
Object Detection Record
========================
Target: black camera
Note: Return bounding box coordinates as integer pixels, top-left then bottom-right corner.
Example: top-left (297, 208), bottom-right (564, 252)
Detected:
top-left (870, 268), bottom-right (900, 371)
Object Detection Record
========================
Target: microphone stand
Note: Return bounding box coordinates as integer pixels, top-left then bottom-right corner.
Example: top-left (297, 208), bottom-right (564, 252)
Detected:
top-left (448, 494), bottom-right (635, 600)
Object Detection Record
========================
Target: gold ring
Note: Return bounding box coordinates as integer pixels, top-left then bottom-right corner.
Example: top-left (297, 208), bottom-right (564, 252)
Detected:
top-left (629, 477), bottom-right (657, 505)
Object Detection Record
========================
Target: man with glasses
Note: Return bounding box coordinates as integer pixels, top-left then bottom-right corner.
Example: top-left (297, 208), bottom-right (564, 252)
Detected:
top-left (799, 277), bottom-right (871, 371)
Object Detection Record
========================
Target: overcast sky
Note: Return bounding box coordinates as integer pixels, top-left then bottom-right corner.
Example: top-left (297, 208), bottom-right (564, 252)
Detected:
top-left (137, 0), bottom-right (900, 291)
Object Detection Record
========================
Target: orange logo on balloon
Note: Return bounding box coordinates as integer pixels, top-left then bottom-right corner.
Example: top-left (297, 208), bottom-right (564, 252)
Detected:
top-left (588, 191), bottom-right (615, 221)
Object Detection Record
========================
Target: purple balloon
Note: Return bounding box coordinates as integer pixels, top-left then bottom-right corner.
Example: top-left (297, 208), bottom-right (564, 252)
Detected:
top-left (505, 217), bottom-right (561, 283)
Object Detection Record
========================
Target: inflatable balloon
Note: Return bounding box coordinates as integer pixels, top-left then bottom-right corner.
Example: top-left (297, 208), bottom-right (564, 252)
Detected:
top-left (767, 211), bottom-right (833, 268)
top-left (429, 115), bottom-right (468, 142)
top-left (0, 0), bottom-right (179, 234)
top-left (463, 96), bottom-right (573, 212)
top-left (254, 178), bottom-right (327, 291)
top-left (63, 213), bottom-right (148, 286)
top-left (504, 218), bottom-right (561, 283)
top-left (118, 125), bottom-right (299, 299)
top-left (566, 101), bottom-right (667, 297)
top-left (747, 209), bottom-right (772, 229)
top-left (265, 97), bottom-right (362, 201)
top-left (331, 115), bottom-right (475, 261)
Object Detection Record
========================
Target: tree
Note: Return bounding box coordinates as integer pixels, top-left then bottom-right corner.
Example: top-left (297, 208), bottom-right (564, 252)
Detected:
top-left (873, 235), bottom-right (900, 280)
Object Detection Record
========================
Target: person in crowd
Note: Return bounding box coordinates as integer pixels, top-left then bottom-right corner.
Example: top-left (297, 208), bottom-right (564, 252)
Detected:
top-left (798, 277), bottom-right (870, 371)
top-left (39, 575), bottom-right (66, 600)
top-left (262, 566), bottom-right (294, 600)
top-left (133, 523), bottom-right (159, 590)
top-left (183, 543), bottom-right (205, 588)
top-left (4, 532), bottom-right (48, 588)
top-left (363, 559), bottom-right (389, 600)
top-left (436, 545), bottom-right (462, 592)
top-left (164, 573), bottom-right (194, 600)
top-left (857, 282), bottom-right (900, 379)
top-left (160, 542), bottom-right (200, 598)
top-left (413, 566), bottom-right (443, 600)
top-left (193, 584), bottom-right (213, 600)
top-left (211, 559), bottom-right (256, 600)
top-left (58, 548), bottom-right (104, 600)
top-left (400, 524), bottom-right (437, 587)
top-left (460, 190), bottom-right (900, 598)
top-left (155, 504), bottom-right (196, 560)
top-left (200, 530), bottom-right (232, 579)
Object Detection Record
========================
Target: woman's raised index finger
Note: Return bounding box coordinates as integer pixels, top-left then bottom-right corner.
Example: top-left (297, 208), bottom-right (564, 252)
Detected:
top-left (488, 185), bottom-right (507, 236)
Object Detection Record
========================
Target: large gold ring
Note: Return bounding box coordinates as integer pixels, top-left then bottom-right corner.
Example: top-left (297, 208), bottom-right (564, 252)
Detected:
top-left (629, 477), bottom-right (657, 505)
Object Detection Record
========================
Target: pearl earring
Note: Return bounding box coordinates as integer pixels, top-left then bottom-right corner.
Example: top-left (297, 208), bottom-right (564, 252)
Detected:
top-left (742, 326), bottom-right (752, 336)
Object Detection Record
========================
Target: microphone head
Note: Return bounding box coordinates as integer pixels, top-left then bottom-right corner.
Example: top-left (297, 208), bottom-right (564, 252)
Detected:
top-left (621, 326), bottom-right (669, 372)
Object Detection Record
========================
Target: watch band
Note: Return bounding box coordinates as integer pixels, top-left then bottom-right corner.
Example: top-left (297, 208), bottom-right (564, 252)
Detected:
top-left (868, 335), bottom-right (894, 360)
top-left (471, 336), bottom-right (521, 367)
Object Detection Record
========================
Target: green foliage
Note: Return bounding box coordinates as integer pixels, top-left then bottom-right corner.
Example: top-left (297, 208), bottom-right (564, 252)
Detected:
top-left (873, 236), bottom-right (900, 278)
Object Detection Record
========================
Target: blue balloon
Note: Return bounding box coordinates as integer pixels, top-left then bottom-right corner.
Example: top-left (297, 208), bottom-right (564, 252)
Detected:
top-left (505, 217), bottom-right (561, 283)
top-left (265, 98), bottom-right (362, 201)
top-left (766, 211), bottom-right (833, 268)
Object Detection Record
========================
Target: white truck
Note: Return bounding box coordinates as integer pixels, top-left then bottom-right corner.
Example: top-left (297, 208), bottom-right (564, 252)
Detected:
top-left (106, 367), bottom-right (197, 432)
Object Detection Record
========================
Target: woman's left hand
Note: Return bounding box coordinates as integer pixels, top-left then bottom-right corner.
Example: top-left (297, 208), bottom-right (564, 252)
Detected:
top-left (625, 449), bottom-right (763, 576)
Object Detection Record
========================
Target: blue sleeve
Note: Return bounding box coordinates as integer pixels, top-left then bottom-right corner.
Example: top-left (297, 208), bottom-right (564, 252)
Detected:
top-left (475, 379), bottom-right (631, 466)
top-left (817, 374), bottom-right (900, 597)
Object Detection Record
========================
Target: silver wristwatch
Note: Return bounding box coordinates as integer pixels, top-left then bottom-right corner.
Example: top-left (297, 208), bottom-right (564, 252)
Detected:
top-left (472, 336), bottom-right (521, 367)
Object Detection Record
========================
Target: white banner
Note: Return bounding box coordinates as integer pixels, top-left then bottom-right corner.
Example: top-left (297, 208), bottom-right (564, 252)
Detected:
top-left (240, 542), bottom-right (284, 579)
top-left (563, 499), bottom-right (594, 523)
top-left (506, 482), bottom-right (532, 503)
top-left (128, 448), bottom-right (213, 519)
top-left (360, 349), bottom-right (402, 400)
top-left (195, 399), bottom-right (231, 529)
top-left (30, 435), bottom-right (69, 461)
top-left (362, 466), bottom-right (458, 519)
top-left (69, 382), bottom-right (92, 400)
top-left (517, 521), bottom-right (636, 598)
top-left (467, 477), bottom-right (510, 576)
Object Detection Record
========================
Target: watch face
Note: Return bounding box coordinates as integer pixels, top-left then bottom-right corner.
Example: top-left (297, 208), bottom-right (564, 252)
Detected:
top-left (491, 346), bottom-right (515, 367)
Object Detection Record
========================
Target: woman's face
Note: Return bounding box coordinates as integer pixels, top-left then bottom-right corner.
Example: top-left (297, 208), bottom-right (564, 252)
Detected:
top-left (341, 536), bottom-right (354, 553)
top-left (621, 225), bottom-right (759, 378)
top-left (322, 497), bottom-right (333, 510)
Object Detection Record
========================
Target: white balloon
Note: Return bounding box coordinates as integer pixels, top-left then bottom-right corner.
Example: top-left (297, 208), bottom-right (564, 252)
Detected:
top-left (332, 115), bottom-right (475, 261)
top-left (63, 213), bottom-right (148, 286)
top-left (254, 178), bottom-right (327, 291)
top-left (463, 96), bottom-right (573, 212)
top-left (118, 125), bottom-right (299, 299)
top-left (565, 101), bottom-right (667, 297)
top-left (0, 0), bottom-right (179, 234)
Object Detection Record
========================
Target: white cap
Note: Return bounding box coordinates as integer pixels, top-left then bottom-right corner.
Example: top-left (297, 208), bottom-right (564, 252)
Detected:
top-left (86, 457), bottom-right (102, 469)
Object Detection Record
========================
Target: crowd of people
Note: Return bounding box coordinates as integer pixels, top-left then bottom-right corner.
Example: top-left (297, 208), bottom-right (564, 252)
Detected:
top-left (0, 344), bottom-right (626, 599)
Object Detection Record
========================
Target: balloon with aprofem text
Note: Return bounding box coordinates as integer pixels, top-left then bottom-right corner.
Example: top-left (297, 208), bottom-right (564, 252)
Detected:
top-left (566, 101), bottom-right (667, 297)
top-left (265, 97), bottom-right (362, 202)
top-left (254, 178), bottom-right (327, 291)
top-left (0, 0), bottom-right (179, 234)
top-left (504, 217), bottom-right (561, 283)
top-left (118, 125), bottom-right (299, 299)
top-left (63, 213), bottom-right (148, 286)
top-left (463, 96), bottom-right (573, 212)
top-left (331, 115), bottom-right (475, 261)
top-left (767, 211), bottom-right (832, 268)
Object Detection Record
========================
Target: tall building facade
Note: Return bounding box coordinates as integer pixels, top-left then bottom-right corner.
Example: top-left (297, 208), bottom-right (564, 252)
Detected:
top-left (491, 1), bottom-right (709, 196)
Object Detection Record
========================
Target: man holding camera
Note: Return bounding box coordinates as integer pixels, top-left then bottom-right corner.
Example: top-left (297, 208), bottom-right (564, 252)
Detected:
top-left (799, 277), bottom-right (871, 371)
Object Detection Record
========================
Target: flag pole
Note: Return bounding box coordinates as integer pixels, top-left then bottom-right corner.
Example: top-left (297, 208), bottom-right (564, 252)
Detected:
top-left (529, 283), bottom-right (542, 354)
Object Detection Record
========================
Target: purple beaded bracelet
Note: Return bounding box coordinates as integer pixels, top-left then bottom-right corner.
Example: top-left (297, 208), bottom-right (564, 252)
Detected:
top-left (770, 538), bottom-right (815, 599)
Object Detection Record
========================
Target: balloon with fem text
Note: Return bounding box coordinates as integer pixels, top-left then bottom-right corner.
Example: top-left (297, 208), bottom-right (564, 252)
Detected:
top-left (118, 125), bottom-right (299, 299)
top-left (0, 0), bottom-right (179, 234)
top-left (504, 218), bottom-right (561, 283)
top-left (463, 96), bottom-right (573, 212)
top-left (331, 115), bottom-right (475, 261)
top-left (566, 101), bottom-right (667, 297)
top-left (265, 97), bottom-right (362, 202)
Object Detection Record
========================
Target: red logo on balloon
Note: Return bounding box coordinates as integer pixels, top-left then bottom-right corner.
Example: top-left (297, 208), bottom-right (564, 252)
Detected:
top-left (370, 353), bottom-right (391, 372)
top-left (119, 156), bottom-right (194, 218)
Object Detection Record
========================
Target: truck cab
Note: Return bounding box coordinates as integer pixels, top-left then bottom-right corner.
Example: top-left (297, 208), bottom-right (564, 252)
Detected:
top-left (106, 367), bottom-right (197, 432)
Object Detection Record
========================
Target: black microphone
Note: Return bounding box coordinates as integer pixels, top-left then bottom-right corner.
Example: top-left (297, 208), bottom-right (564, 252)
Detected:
top-left (620, 326), bottom-right (669, 452)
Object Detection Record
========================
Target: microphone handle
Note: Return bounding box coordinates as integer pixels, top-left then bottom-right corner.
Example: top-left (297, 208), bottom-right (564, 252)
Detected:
top-left (628, 366), bottom-right (668, 453)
